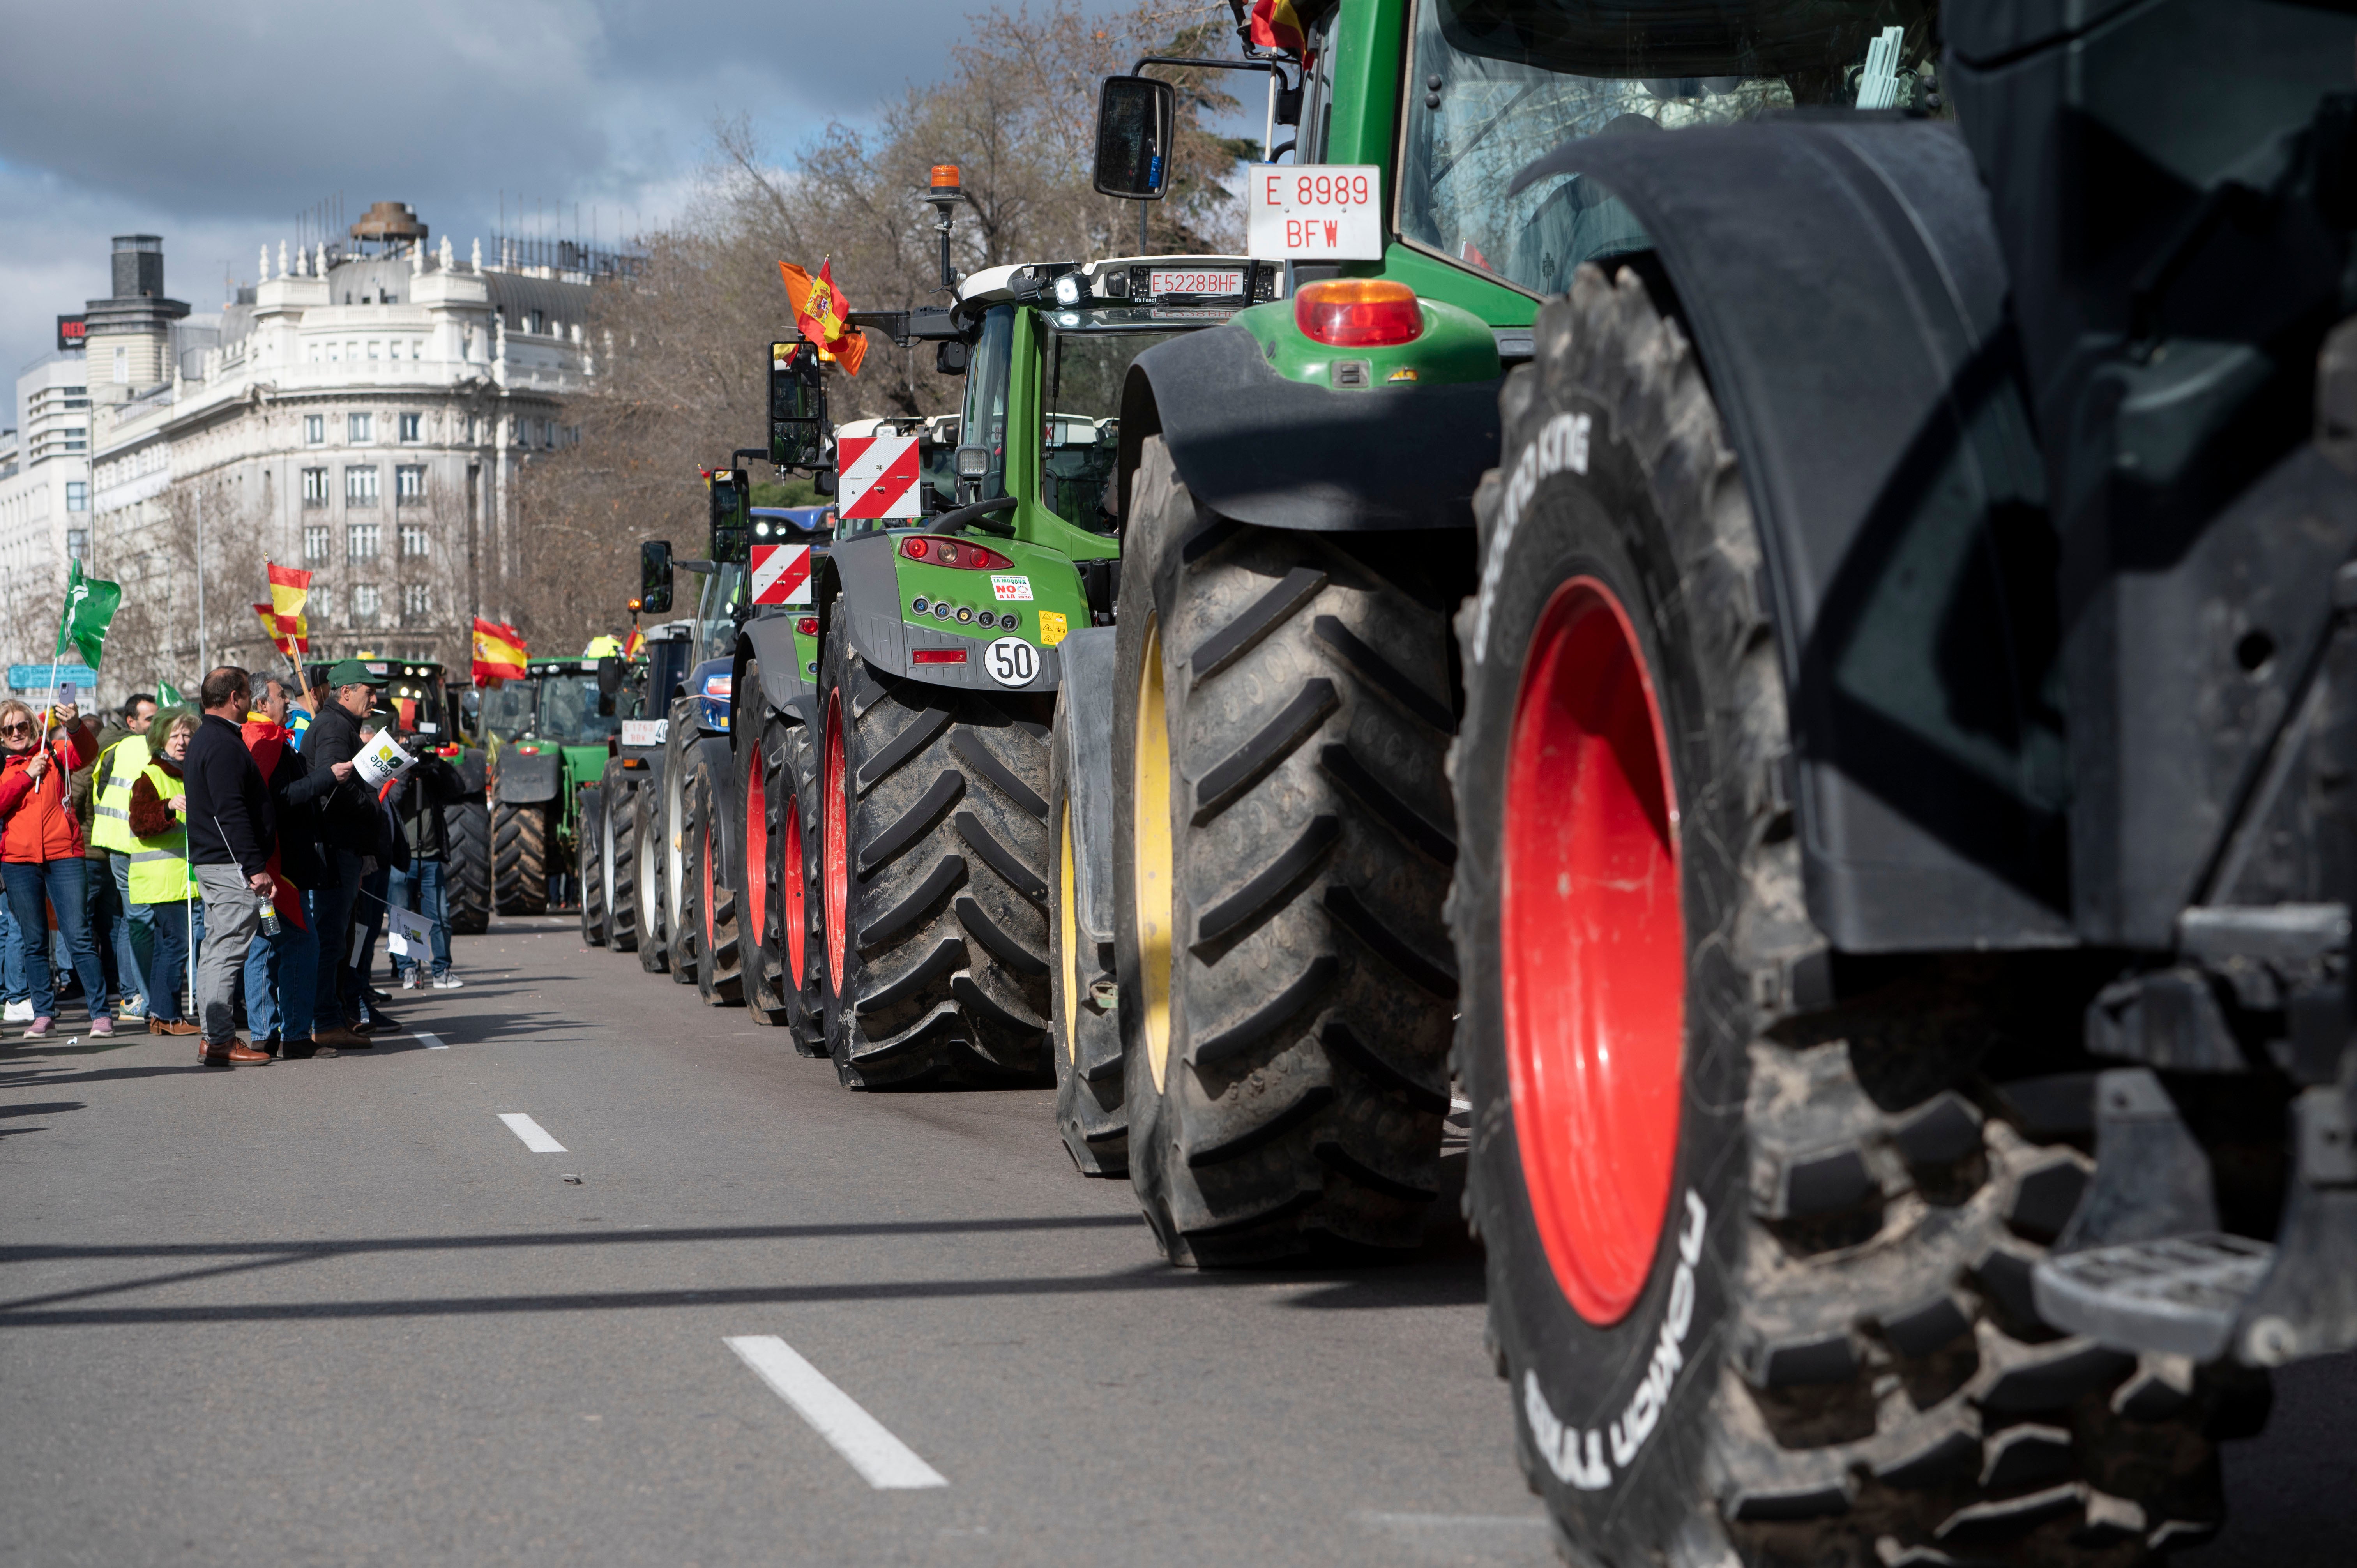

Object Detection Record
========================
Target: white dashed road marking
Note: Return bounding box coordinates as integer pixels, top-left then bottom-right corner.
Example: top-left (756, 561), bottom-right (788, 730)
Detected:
top-left (415, 1031), bottom-right (448, 1050)
top-left (498, 1113), bottom-right (566, 1152)
top-left (725, 1335), bottom-right (948, 1490)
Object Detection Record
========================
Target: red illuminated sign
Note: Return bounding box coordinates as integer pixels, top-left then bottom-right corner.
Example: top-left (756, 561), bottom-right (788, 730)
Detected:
top-left (56, 315), bottom-right (85, 351)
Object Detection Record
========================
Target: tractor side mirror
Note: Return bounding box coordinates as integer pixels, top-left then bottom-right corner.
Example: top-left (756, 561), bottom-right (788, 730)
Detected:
top-left (640, 539), bottom-right (674, 615)
top-left (770, 340), bottom-right (827, 469)
top-left (710, 468), bottom-right (750, 565)
top-left (1092, 75), bottom-right (1175, 200)
top-left (935, 340), bottom-right (969, 376)
top-left (595, 655), bottom-right (623, 701)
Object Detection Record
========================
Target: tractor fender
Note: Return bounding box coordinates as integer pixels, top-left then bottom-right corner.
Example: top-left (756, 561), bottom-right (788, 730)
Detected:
top-left (830, 531), bottom-right (1061, 694)
top-left (451, 748), bottom-right (488, 796)
top-left (1055, 627), bottom-right (1119, 946)
top-left (1116, 323), bottom-right (1498, 531)
top-left (492, 749), bottom-right (560, 807)
top-left (1502, 118), bottom-right (2074, 954)
top-left (737, 617), bottom-right (821, 733)
top-left (691, 733), bottom-right (739, 888)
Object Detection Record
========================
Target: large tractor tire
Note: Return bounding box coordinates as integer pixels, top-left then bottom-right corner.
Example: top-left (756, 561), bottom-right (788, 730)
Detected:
top-left (817, 616), bottom-right (1052, 1088)
top-left (1048, 687), bottom-right (1125, 1174)
top-left (737, 660), bottom-right (823, 1044)
top-left (1113, 436), bottom-right (1458, 1266)
top-left (579, 784), bottom-right (608, 945)
top-left (601, 762), bottom-right (642, 953)
top-left (445, 797), bottom-right (491, 936)
top-left (685, 746), bottom-right (744, 1008)
top-left (492, 800), bottom-right (550, 916)
top-left (1454, 265), bottom-right (2245, 1568)
top-left (664, 731), bottom-right (697, 987)
top-left (633, 769), bottom-right (670, 975)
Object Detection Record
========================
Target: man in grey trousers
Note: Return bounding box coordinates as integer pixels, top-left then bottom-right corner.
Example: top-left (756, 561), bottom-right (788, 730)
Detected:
top-left (182, 667), bottom-right (276, 1066)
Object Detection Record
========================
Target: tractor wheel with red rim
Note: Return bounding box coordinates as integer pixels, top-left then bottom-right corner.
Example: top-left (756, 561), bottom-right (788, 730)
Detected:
top-left (687, 746), bottom-right (743, 1007)
top-left (734, 659), bottom-right (822, 1040)
top-left (1452, 264), bottom-right (2238, 1568)
top-left (816, 615), bottom-right (1053, 1088)
top-left (1112, 436), bottom-right (1461, 1266)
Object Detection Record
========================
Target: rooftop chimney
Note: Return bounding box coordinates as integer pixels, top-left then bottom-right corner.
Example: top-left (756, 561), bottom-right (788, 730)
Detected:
top-left (111, 235), bottom-right (164, 300)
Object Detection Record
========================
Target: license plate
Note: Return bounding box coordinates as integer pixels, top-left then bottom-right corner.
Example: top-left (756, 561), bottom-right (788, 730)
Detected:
top-left (1150, 268), bottom-right (1243, 297)
top-left (620, 719), bottom-right (664, 748)
top-left (1246, 165), bottom-right (1383, 261)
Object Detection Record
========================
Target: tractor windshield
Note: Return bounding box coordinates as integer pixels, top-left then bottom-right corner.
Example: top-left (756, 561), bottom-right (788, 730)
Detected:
top-left (533, 675), bottom-right (624, 745)
top-left (478, 683), bottom-right (537, 741)
top-left (1395, 0), bottom-right (1936, 298)
top-left (959, 305), bottom-right (1017, 505)
top-left (1040, 315), bottom-right (1196, 533)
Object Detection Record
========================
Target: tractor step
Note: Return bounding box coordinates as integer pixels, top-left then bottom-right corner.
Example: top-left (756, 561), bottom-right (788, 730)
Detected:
top-left (2032, 1233), bottom-right (2275, 1360)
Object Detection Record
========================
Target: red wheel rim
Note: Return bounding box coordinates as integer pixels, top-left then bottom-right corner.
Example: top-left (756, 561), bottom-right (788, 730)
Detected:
top-left (701, 815), bottom-right (716, 950)
top-left (783, 806), bottom-right (806, 988)
top-left (823, 690), bottom-right (848, 998)
top-left (745, 746), bottom-right (769, 946)
top-left (1502, 576), bottom-right (1684, 1326)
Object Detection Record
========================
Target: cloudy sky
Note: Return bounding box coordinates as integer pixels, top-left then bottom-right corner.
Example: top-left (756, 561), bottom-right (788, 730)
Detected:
top-left (0, 0), bottom-right (1032, 392)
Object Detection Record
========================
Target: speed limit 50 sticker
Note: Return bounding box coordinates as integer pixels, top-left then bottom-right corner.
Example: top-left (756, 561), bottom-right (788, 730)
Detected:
top-left (1247, 165), bottom-right (1382, 261)
top-left (983, 637), bottom-right (1040, 687)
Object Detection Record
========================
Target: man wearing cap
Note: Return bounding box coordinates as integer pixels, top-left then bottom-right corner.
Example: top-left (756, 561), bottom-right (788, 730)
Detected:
top-left (302, 658), bottom-right (388, 1046)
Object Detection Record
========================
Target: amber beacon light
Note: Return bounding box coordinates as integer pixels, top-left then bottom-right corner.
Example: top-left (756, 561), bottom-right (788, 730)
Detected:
top-left (1294, 278), bottom-right (1424, 349)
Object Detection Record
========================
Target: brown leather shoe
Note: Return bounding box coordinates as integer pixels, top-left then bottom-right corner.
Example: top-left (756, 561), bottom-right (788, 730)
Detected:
top-left (314, 1025), bottom-right (366, 1049)
top-left (150, 1017), bottom-right (199, 1037)
top-left (200, 1042), bottom-right (236, 1067)
top-left (223, 1043), bottom-right (271, 1063)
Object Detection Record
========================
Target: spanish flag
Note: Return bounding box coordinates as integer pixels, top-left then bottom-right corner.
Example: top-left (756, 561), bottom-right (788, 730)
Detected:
top-left (472, 616), bottom-right (527, 686)
top-left (622, 625), bottom-right (645, 660)
top-left (250, 603), bottom-right (309, 656)
top-left (257, 561), bottom-right (312, 653)
top-left (1250, 0), bottom-right (1307, 51)
top-left (777, 258), bottom-right (868, 377)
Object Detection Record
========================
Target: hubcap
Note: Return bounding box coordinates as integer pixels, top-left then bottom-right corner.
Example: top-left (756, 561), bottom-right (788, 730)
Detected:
top-left (1131, 618), bottom-right (1174, 1090)
top-left (823, 691), bottom-right (848, 999)
top-left (1502, 576), bottom-right (1684, 1326)
top-left (746, 746), bottom-right (769, 946)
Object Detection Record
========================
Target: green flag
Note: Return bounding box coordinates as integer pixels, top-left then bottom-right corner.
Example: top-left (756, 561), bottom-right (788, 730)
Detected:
top-left (55, 558), bottom-right (122, 673)
top-left (157, 679), bottom-right (185, 706)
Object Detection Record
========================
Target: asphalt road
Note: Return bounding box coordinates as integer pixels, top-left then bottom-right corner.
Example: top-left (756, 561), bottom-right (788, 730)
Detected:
top-left (2, 916), bottom-right (2348, 1566)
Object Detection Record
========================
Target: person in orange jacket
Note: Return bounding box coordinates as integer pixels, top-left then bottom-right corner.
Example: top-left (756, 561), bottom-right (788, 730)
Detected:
top-left (0, 696), bottom-right (110, 1038)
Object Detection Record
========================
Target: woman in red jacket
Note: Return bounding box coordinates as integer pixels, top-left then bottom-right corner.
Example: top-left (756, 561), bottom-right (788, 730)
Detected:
top-left (0, 697), bottom-right (111, 1038)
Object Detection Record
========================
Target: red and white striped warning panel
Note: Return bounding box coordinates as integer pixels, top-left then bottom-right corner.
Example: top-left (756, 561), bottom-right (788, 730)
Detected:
top-left (839, 434), bottom-right (923, 520)
top-left (751, 543), bottom-right (815, 605)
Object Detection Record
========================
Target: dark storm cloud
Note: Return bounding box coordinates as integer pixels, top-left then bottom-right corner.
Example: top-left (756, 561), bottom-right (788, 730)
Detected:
top-left (0, 0), bottom-right (998, 378)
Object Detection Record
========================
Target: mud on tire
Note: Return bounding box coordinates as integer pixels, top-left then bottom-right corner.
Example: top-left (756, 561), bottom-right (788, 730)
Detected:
top-left (1113, 435), bottom-right (1459, 1266)
top-left (1451, 264), bottom-right (2242, 1568)
top-left (818, 616), bottom-right (1052, 1088)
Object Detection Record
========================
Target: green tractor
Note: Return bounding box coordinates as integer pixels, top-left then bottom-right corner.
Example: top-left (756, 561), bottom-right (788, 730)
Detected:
top-left (726, 219), bottom-right (1270, 1084)
top-left (313, 654), bottom-right (491, 934)
top-left (479, 653), bottom-right (645, 915)
top-left (1058, 1), bottom-right (2357, 1563)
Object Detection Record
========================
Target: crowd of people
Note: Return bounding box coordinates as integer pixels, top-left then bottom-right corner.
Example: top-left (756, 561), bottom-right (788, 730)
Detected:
top-left (0, 661), bottom-right (470, 1064)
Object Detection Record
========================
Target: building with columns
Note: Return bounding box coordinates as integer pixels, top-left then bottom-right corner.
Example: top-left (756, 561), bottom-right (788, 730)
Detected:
top-left (81, 207), bottom-right (595, 690)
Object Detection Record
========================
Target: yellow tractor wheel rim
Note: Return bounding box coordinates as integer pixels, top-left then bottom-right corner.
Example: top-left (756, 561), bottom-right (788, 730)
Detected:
top-left (1058, 789), bottom-right (1082, 1063)
top-left (1132, 616), bottom-right (1175, 1090)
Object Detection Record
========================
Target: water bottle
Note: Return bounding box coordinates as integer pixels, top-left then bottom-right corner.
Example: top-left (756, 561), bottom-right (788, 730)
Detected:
top-left (258, 896), bottom-right (282, 939)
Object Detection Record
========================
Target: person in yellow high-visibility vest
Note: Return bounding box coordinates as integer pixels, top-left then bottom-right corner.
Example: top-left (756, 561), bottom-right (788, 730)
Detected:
top-left (124, 712), bottom-right (201, 1034)
top-left (87, 692), bottom-right (159, 1021)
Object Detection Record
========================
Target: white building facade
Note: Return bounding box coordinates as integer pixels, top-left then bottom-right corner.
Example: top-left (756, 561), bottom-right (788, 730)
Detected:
top-left (83, 209), bottom-right (592, 690)
top-left (0, 350), bottom-right (94, 667)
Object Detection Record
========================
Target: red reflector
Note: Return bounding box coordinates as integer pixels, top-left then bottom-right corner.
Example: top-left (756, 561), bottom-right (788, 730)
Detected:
top-left (1295, 278), bottom-right (1423, 349)
top-left (911, 648), bottom-right (968, 666)
top-left (796, 616), bottom-right (819, 636)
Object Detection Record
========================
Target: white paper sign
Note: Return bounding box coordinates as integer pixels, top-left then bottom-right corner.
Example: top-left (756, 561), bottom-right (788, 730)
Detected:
top-left (387, 904), bottom-right (433, 958)
top-left (354, 729), bottom-right (415, 789)
top-left (1247, 165), bottom-right (1384, 261)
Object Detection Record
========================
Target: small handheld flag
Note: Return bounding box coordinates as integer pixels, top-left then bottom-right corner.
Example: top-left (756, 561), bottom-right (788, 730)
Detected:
top-left (1250, 0), bottom-right (1307, 51)
top-left (56, 558), bottom-right (123, 673)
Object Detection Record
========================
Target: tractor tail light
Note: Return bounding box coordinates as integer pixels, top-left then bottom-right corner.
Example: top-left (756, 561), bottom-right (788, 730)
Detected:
top-left (912, 648), bottom-right (968, 666)
top-left (900, 537), bottom-right (1012, 571)
top-left (796, 616), bottom-right (819, 636)
top-left (1294, 279), bottom-right (1423, 349)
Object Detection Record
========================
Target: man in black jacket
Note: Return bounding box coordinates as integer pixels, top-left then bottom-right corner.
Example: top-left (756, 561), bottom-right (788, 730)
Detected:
top-left (300, 658), bottom-right (387, 1040)
top-left (183, 667), bottom-right (274, 1065)
top-left (388, 726), bottom-right (470, 989)
top-left (244, 675), bottom-right (345, 1057)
